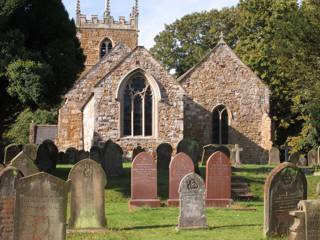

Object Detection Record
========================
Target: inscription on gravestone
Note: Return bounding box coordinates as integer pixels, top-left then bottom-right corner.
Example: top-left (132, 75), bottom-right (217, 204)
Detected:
top-left (13, 172), bottom-right (69, 240)
top-left (178, 173), bottom-right (207, 230)
top-left (167, 153), bottom-right (194, 207)
top-left (264, 162), bottom-right (307, 237)
top-left (0, 167), bottom-right (23, 240)
top-left (68, 159), bottom-right (107, 230)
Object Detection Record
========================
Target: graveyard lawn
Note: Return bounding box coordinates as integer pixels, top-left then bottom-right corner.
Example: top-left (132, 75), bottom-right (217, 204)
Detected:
top-left (54, 164), bottom-right (320, 240)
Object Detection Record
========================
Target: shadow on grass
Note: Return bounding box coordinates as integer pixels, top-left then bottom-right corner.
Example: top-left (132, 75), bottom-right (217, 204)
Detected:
top-left (208, 223), bottom-right (261, 230)
top-left (233, 166), bottom-right (274, 174)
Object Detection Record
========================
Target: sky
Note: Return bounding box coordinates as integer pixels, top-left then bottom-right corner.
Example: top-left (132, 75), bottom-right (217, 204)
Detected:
top-left (62, 0), bottom-right (239, 49)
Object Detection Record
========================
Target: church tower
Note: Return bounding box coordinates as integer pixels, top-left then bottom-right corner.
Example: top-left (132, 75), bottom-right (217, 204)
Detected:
top-left (76, 0), bottom-right (139, 71)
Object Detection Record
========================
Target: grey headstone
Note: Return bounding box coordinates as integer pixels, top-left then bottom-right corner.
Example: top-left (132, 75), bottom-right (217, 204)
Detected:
top-left (269, 147), bottom-right (280, 165)
top-left (65, 147), bottom-right (79, 164)
top-left (298, 155), bottom-right (308, 167)
top-left (0, 167), bottom-right (23, 240)
top-left (89, 146), bottom-right (102, 163)
top-left (178, 173), bottom-right (207, 230)
top-left (9, 152), bottom-right (39, 177)
top-left (132, 146), bottom-right (145, 161)
top-left (177, 139), bottom-right (200, 174)
top-left (22, 144), bottom-right (38, 161)
top-left (4, 144), bottom-right (22, 165)
top-left (157, 143), bottom-right (173, 171)
top-left (101, 140), bottom-right (123, 177)
top-left (264, 162), bottom-right (307, 237)
top-left (288, 152), bottom-right (301, 165)
top-left (201, 145), bottom-right (217, 166)
top-left (78, 150), bottom-right (89, 161)
top-left (308, 149), bottom-right (317, 167)
top-left (68, 159), bottom-right (107, 229)
top-left (13, 172), bottom-right (69, 240)
top-left (35, 140), bottom-right (58, 172)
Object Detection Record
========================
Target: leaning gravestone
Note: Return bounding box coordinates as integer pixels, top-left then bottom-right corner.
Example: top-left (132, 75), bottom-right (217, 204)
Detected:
top-left (157, 143), bottom-right (173, 171)
top-left (22, 144), bottom-right (38, 161)
top-left (65, 147), bottom-right (79, 164)
top-left (132, 146), bottom-right (145, 161)
top-left (177, 138), bottom-right (200, 174)
top-left (129, 152), bottom-right (160, 208)
top-left (269, 147), bottom-right (280, 165)
top-left (89, 146), bottom-right (102, 163)
top-left (101, 140), bottom-right (123, 177)
top-left (35, 140), bottom-right (58, 172)
top-left (264, 162), bottom-right (307, 237)
top-left (167, 153), bottom-right (194, 207)
top-left (201, 145), bottom-right (216, 166)
top-left (307, 149), bottom-right (317, 167)
top-left (9, 152), bottom-right (38, 177)
top-left (0, 167), bottom-right (23, 240)
top-left (178, 173), bottom-right (207, 230)
top-left (4, 144), bottom-right (22, 165)
top-left (68, 159), bottom-right (107, 230)
top-left (13, 172), bottom-right (69, 240)
top-left (206, 151), bottom-right (232, 207)
top-left (288, 200), bottom-right (320, 240)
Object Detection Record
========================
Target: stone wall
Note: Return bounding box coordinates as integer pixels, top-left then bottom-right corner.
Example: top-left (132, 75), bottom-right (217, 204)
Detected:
top-left (180, 40), bottom-right (272, 164)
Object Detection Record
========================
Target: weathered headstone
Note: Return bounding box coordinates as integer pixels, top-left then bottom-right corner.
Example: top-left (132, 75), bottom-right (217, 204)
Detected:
top-left (101, 140), bottom-right (123, 177)
top-left (307, 149), bottom-right (317, 167)
top-left (264, 162), bottom-right (307, 237)
top-left (201, 145), bottom-right (216, 166)
top-left (65, 147), bottom-right (79, 164)
top-left (289, 200), bottom-right (320, 240)
top-left (90, 146), bottom-right (102, 163)
top-left (4, 144), bottom-right (22, 165)
top-left (232, 144), bottom-right (243, 165)
top-left (269, 147), bottom-right (280, 165)
top-left (9, 152), bottom-right (39, 177)
top-left (35, 140), bottom-right (58, 172)
top-left (0, 167), bottom-right (23, 240)
top-left (177, 138), bottom-right (200, 174)
top-left (13, 172), bottom-right (69, 240)
top-left (68, 159), bottom-right (107, 230)
top-left (157, 143), bottom-right (173, 171)
top-left (132, 146), bottom-right (145, 161)
top-left (78, 150), bottom-right (89, 161)
top-left (22, 144), bottom-right (38, 161)
top-left (288, 152), bottom-right (301, 165)
top-left (298, 155), bottom-right (308, 167)
top-left (129, 152), bottom-right (160, 208)
top-left (178, 173), bottom-right (207, 230)
top-left (206, 151), bottom-right (232, 207)
top-left (167, 153), bottom-right (194, 207)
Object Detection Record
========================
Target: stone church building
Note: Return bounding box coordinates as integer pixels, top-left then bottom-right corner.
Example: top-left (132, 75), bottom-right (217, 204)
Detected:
top-left (56, 0), bottom-right (272, 163)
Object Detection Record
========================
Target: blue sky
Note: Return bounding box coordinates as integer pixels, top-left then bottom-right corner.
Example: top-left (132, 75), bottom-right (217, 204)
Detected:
top-left (62, 0), bottom-right (239, 48)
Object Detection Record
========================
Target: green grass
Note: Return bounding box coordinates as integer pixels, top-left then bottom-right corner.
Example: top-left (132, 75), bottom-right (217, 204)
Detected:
top-left (53, 164), bottom-right (320, 240)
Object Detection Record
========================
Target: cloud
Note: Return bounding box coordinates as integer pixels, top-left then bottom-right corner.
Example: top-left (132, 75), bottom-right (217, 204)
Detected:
top-left (63, 0), bottom-right (239, 49)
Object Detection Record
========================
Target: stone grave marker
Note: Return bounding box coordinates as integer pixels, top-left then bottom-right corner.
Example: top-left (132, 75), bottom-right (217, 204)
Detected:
top-left (288, 152), bottom-right (301, 165)
top-left (65, 147), bottom-right (79, 164)
top-left (132, 146), bottom-right (145, 161)
top-left (269, 147), bottom-right (280, 165)
top-left (307, 149), bottom-right (317, 167)
top-left (298, 155), bottom-right (308, 167)
top-left (0, 167), bottom-right (23, 240)
top-left (9, 152), bottom-right (39, 177)
top-left (129, 152), bottom-right (160, 208)
top-left (206, 151), bottom-right (232, 207)
top-left (68, 159), bottom-right (107, 230)
top-left (22, 144), bottom-right (38, 161)
top-left (13, 172), bottom-right (69, 240)
top-left (35, 140), bottom-right (58, 172)
top-left (101, 140), bottom-right (123, 177)
top-left (232, 144), bottom-right (243, 165)
top-left (157, 143), bottom-right (173, 171)
top-left (78, 150), bottom-right (89, 161)
top-left (167, 153), bottom-right (194, 207)
top-left (90, 146), bottom-right (102, 163)
top-left (177, 138), bottom-right (200, 174)
top-left (289, 200), bottom-right (320, 240)
top-left (4, 144), bottom-right (22, 165)
top-left (178, 173), bottom-right (207, 230)
top-left (201, 145), bottom-right (216, 166)
top-left (264, 162), bottom-right (307, 237)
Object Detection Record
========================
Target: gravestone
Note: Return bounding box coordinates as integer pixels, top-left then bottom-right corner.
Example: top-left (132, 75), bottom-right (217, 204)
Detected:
top-left (65, 147), bottom-right (79, 164)
top-left (132, 146), bottom-right (145, 161)
top-left (178, 173), bottom-right (207, 230)
top-left (232, 144), bottom-right (243, 165)
top-left (206, 151), bottom-right (232, 207)
top-left (90, 146), bottom-right (102, 163)
top-left (101, 140), bottom-right (123, 177)
top-left (35, 140), bottom-right (58, 172)
top-left (129, 152), bottom-right (160, 208)
top-left (68, 159), bottom-right (107, 230)
top-left (269, 147), bottom-right (280, 165)
top-left (201, 145), bottom-right (216, 166)
top-left (9, 152), bottom-right (39, 177)
top-left (167, 153), bottom-right (194, 207)
top-left (298, 155), bottom-right (308, 167)
top-left (78, 150), bottom-right (89, 161)
top-left (4, 144), bottom-right (22, 165)
top-left (288, 152), bottom-right (301, 165)
top-left (264, 162), bottom-right (307, 237)
top-left (289, 200), bottom-right (320, 240)
top-left (307, 149), bottom-right (317, 167)
top-left (0, 167), bottom-right (23, 240)
top-left (22, 144), bottom-right (38, 161)
top-left (13, 172), bottom-right (69, 240)
top-left (157, 143), bottom-right (173, 171)
top-left (177, 138), bottom-right (200, 174)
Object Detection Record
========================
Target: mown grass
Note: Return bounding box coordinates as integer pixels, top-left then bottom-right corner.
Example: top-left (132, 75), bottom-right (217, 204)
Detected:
top-left (53, 163), bottom-right (320, 240)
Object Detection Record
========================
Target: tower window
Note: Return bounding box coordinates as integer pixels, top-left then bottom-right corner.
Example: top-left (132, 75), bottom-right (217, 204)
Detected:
top-left (100, 38), bottom-right (113, 59)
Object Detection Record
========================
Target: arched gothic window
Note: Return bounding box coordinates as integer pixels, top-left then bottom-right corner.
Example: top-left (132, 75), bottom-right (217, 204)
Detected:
top-left (212, 105), bottom-right (229, 144)
top-left (100, 38), bottom-right (113, 59)
top-left (123, 73), bottom-right (153, 137)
